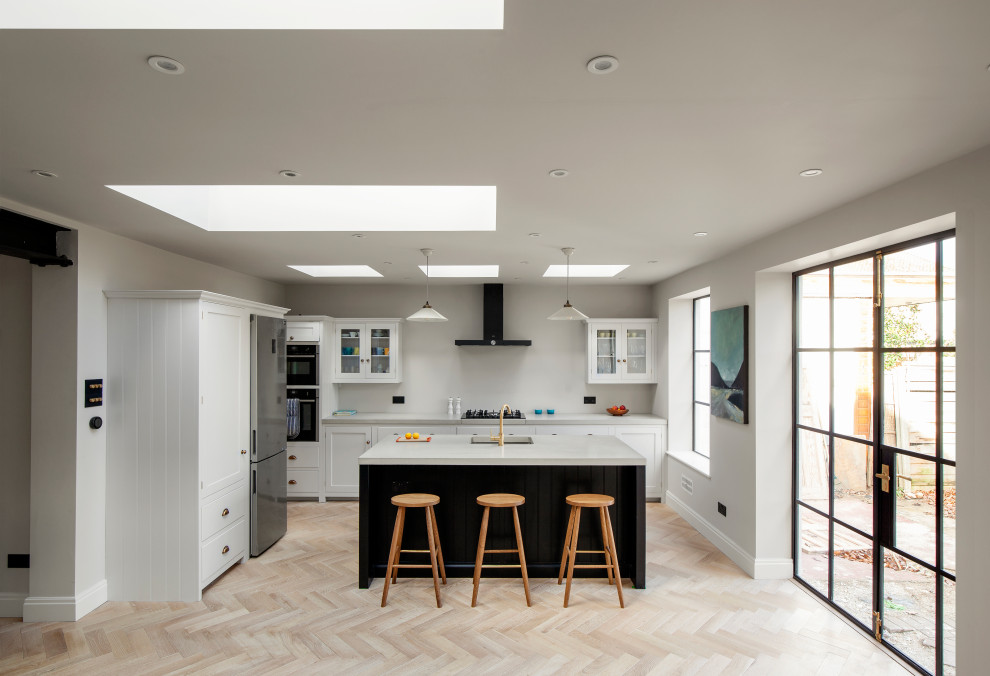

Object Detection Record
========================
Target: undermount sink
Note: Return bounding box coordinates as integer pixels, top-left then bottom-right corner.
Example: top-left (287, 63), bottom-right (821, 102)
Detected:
top-left (470, 435), bottom-right (534, 445)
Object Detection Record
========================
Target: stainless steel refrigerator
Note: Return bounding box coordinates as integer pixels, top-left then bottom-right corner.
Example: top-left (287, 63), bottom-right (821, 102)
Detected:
top-left (250, 314), bottom-right (288, 556)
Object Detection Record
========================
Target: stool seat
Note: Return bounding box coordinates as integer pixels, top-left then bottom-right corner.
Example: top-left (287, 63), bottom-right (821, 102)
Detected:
top-left (565, 493), bottom-right (614, 508)
top-left (477, 493), bottom-right (525, 508)
top-left (392, 493), bottom-right (440, 508)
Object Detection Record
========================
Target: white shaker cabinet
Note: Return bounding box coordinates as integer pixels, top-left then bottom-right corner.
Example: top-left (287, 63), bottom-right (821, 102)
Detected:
top-left (613, 426), bottom-right (666, 499)
top-left (325, 425), bottom-right (373, 497)
top-left (106, 291), bottom-right (288, 602)
top-left (586, 320), bottom-right (658, 384)
top-left (332, 320), bottom-right (402, 383)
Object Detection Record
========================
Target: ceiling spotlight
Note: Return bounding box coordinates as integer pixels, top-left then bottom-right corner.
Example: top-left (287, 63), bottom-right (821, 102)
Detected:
top-left (31, 169), bottom-right (58, 178)
top-left (693, 231), bottom-right (709, 237)
top-left (528, 232), bottom-right (542, 238)
top-left (587, 55), bottom-right (619, 75)
top-left (548, 169), bottom-right (569, 178)
top-left (799, 168), bottom-right (823, 177)
top-left (352, 233), bottom-right (365, 238)
top-left (647, 260), bottom-right (658, 264)
top-left (278, 169), bottom-right (301, 178)
top-left (147, 55), bottom-right (185, 75)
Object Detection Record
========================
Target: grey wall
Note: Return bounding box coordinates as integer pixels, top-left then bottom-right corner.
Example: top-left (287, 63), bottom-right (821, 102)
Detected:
top-left (0, 256), bottom-right (32, 612)
top-left (285, 283), bottom-right (658, 415)
top-left (652, 143), bottom-right (990, 674)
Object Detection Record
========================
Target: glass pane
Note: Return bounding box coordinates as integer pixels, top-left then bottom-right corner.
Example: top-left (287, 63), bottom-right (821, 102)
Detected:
top-left (882, 351), bottom-right (936, 455)
top-left (596, 329), bottom-right (617, 375)
top-left (882, 553), bottom-right (936, 673)
top-left (797, 270), bottom-right (829, 348)
top-left (893, 455), bottom-right (937, 566)
top-left (626, 328), bottom-right (647, 375)
top-left (797, 352), bottom-right (829, 432)
top-left (694, 296), bottom-right (710, 351)
top-left (796, 505), bottom-right (829, 597)
top-left (832, 523), bottom-right (873, 629)
top-left (834, 258), bottom-right (874, 348)
top-left (834, 351), bottom-right (873, 441)
top-left (370, 327), bottom-right (391, 374)
top-left (943, 352), bottom-right (956, 461)
top-left (694, 352), bottom-right (709, 404)
top-left (943, 463), bottom-right (956, 575)
top-left (942, 238), bottom-right (956, 346)
top-left (944, 577), bottom-right (957, 675)
top-left (883, 243), bottom-right (937, 349)
top-left (693, 403), bottom-right (709, 457)
top-left (797, 428), bottom-right (829, 512)
top-left (834, 438), bottom-right (873, 536)
top-left (339, 327), bottom-right (362, 373)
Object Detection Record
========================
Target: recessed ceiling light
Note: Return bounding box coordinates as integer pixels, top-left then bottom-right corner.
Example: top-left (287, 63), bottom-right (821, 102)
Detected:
top-left (105, 185), bottom-right (497, 232)
top-left (418, 265), bottom-right (499, 278)
top-left (528, 232), bottom-right (541, 238)
top-left (383, 261), bottom-right (392, 265)
top-left (520, 261), bottom-right (529, 264)
top-left (544, 264), bottom-right (629, 278)
top-left (147, 55), bottom-right (185, 75)
top-left (548, 169), bottom-right (569, 178)
top-left (647, 260), bottom-right (658, 264)
top-left (587, 55), bottom-right (619, 75)
top-left (288, 265), bottom-right (383, 278)
top-left (279, 169), bottom-right (301, 178)
top-left (799, 168), bottom-right (823, 177)
top-left (31, 169), bottom-right (58, 178)
top-left (693, 231), bottom-right (709, 237)
top-left (352, 233), bottom-right (365, 238)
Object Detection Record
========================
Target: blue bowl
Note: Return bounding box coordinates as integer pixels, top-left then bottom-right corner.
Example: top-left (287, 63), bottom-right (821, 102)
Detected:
top-left (547, 409), bottom-right (555, 415)
top-left (534, 409), bottom-right (542, 415)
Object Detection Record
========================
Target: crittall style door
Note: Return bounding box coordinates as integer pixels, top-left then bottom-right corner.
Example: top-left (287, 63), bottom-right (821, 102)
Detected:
top-left (793, 231), bottom-right (956, 676)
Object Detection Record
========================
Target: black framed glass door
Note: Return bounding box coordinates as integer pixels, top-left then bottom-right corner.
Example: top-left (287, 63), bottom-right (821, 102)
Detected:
top-left (793, 231), bottom-right (956, 676)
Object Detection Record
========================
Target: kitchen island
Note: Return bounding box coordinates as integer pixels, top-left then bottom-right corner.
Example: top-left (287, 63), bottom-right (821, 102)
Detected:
top-left (358, 434), bottom-right (646, 589)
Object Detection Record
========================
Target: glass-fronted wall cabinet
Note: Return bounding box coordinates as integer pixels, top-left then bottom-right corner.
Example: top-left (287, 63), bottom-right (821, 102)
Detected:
top-left (586, 319), bottom-right (657, 383)
top-left (332, 320), bottom-right (402, 383)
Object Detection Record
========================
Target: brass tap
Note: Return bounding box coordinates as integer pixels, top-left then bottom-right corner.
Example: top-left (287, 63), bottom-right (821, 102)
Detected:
top-left (490, 404), bottom-right (512, 446)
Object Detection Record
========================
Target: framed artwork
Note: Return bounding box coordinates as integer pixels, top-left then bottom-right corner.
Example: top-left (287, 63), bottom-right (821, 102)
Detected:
top-left (710, 305), bottom-right (748, 424)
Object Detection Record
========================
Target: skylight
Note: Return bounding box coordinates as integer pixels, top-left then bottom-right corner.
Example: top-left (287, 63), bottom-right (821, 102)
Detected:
top-left (543, 264), bottom-right (629, 278)
top-left (418, 265), bottom-right (499, 277)
top-left (2, 0), bottom-right (503, 29)
top-left (106, 185), bottom-right (497, 232)
top-left (288, 266), bottom-right (383, 278)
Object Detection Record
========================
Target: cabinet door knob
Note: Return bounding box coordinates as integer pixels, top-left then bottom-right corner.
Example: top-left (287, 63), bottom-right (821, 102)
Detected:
top-left (221, 545), bottom-right (230, 555)
top-left (288, 479), bottom-right (297, 485)
top-left (221, 508), bottom-right (229, 517)
top-left (288, 455), bottom-right (297, 460)
top-left (367, 440), bottom-right (371, 444)
top-left (241, 449), bottom-right (247, 455)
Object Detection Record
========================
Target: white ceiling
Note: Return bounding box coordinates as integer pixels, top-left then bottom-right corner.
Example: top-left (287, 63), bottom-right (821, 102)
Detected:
top-left (2, 1), bottom-right (989, 286)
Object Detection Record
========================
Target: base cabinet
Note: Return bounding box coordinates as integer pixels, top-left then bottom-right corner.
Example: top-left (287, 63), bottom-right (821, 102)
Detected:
top-left (287, 442), bottom-right (324, 501)
top-left (325, 426), bottom-right (373, 497)
top-left (613, 427), bottom-right (665, 499)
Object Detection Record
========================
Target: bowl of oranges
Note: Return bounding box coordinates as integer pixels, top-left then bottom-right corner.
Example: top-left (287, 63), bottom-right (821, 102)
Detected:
top-left (606, 405), bottom-right (629, 416)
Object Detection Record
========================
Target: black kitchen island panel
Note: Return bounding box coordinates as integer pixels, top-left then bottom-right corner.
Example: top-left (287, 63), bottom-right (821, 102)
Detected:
top-left (359, 463), bottom-right (645, 589)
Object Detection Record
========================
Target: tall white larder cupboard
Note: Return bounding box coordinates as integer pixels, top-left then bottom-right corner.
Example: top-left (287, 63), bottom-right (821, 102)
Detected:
top-left (105, 291), bottom-right (288, 602)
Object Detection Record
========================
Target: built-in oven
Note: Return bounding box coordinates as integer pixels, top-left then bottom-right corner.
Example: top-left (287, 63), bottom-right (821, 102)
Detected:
top-left (287, 388), bottom-right (319, 443)
top-left (287, 344), bottom-right (318, 387)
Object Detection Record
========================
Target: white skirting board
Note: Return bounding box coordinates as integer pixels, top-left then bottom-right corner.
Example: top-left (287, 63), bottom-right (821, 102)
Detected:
top-left (664, 491), bottom-right (792, 580)
top-left (0, 592), bottom-right (28, 619)
top-left (22, 579), bottom-right (107, 622)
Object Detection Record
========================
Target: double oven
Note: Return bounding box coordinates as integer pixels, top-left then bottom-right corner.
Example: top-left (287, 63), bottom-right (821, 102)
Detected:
top-left (287, 344), bottom-right (319, 442)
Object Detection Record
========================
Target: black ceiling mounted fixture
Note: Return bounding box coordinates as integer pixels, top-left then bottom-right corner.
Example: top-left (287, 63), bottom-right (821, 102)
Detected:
top-left (0, 209), bottom-right (73, 267)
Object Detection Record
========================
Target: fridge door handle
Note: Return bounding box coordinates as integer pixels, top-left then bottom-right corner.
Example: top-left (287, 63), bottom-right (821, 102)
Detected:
top-left (252, 468), bottom-right (257, 495)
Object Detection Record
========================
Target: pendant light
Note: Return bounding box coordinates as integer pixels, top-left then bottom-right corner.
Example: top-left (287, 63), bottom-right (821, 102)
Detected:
top-left (548, 247), bottom-right (588, 320)
top-left (407, 248), bottom-right (448, 322)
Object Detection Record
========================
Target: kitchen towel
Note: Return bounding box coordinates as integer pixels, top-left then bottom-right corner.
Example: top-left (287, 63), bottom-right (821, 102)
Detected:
top-left (287, 398), bottom-right (301, 439)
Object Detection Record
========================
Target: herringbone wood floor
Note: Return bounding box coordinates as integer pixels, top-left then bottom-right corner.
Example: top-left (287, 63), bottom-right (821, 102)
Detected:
top-left (1, 502), bottom-right (910, 675)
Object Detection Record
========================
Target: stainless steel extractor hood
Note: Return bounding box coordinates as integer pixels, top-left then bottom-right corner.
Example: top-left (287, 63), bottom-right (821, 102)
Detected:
top-left (454, 284), bottom-right (532, 346)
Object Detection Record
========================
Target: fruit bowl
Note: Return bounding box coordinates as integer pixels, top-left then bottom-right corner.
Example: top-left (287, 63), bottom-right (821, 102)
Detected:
top-left (606, 406), bottom-right (629, 416)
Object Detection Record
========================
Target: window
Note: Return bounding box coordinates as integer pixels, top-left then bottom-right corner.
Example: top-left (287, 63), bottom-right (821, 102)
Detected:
top-left (693, 295), bottom-right (711, 457)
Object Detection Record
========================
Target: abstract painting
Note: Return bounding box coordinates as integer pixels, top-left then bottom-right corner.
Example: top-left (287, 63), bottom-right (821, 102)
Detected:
top-left (710, 305), bottom-right (748, 424)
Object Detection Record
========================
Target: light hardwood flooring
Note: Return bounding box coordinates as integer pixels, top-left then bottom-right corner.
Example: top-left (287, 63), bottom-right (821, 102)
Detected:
top-left (0, 501), bottom-right (911, 675)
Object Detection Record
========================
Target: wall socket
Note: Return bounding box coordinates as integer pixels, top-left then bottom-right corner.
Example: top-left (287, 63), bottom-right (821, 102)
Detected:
top-left (680, 474), bottom-right (694, 495)
top-left (584, 396), bottom-right (596, 404)
top-left (717, 502), bottom-right (727, 516)
top-left (392, 396), bottom-right (405, 404)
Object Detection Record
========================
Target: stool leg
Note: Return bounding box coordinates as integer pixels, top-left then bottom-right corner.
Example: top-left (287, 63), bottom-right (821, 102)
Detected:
top-left (512, 505), bottom-right (532, 607)
top-left (471, 506), bottom-right (490, 607)
top-left (563, 507), bottom-right (582, 608)
top-left (425, 505), bottom-right (442, 608)
top-left (557, 505), bottom-right (576, 584)
top-left (598, 506), bottom-right (614, 586)
top-left (603, 505), bottom-right (624, 608)
top-left (381, 506), bottom-right (405, 607)
top-left (429, 505), bottom-right (447, 584)
top-left (392, 505), bottom-right (406, 584)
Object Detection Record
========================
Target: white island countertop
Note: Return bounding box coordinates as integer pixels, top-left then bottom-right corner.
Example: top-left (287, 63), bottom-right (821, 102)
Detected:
top-left (358, 434), bottom-right (647, 466)
top-left (325, 412), bottom-right (665, 426)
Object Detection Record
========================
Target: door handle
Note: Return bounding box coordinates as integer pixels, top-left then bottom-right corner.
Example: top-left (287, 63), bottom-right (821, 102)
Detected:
top-left (875, 464), bottom-right (890, 493)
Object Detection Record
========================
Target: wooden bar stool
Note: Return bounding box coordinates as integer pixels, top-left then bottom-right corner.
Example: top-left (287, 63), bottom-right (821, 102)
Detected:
top-left (381, 493), bottom-right (447, 608)
top-left (472, 493), bottom-right (531, 607)
top-left (557, 493), bottom-right (624, 608)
